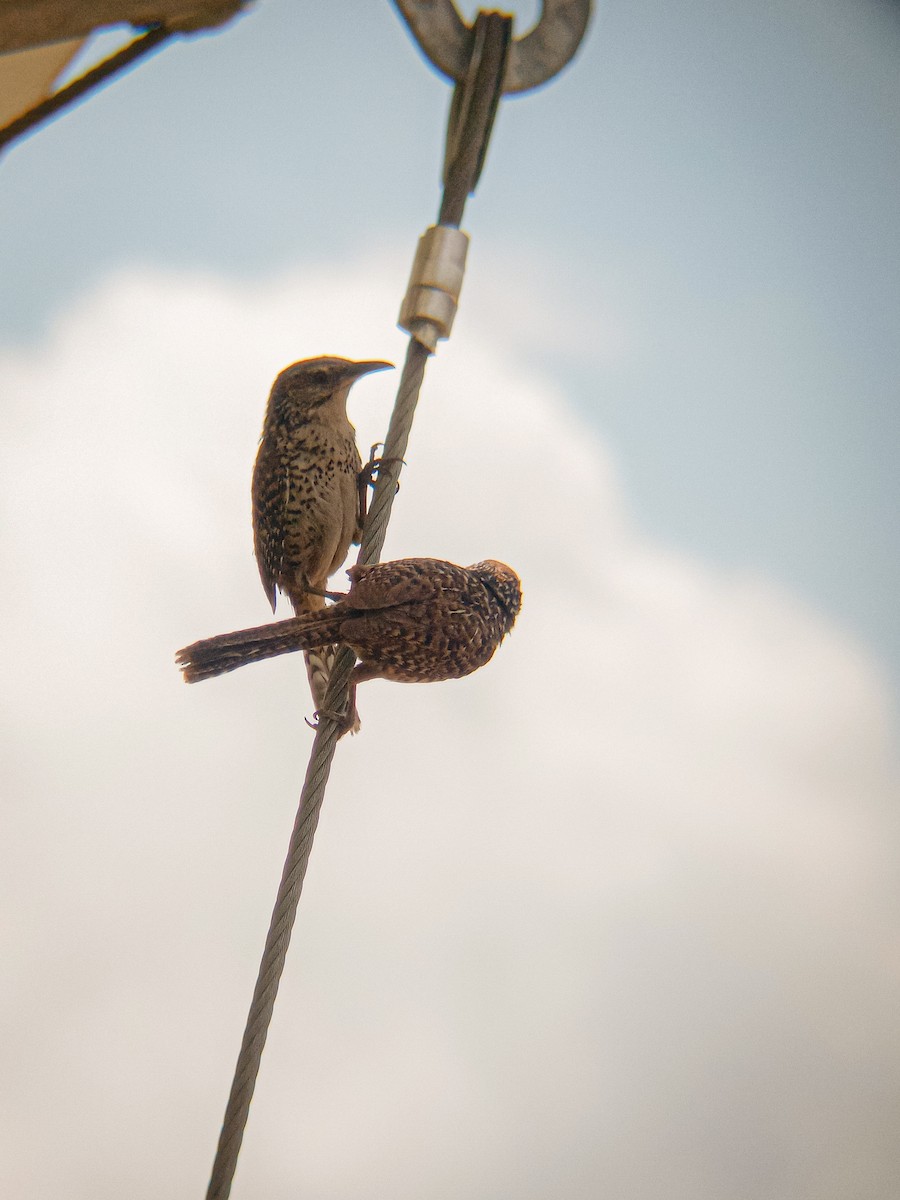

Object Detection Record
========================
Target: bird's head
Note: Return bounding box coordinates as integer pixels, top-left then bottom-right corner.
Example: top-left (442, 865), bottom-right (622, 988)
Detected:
top-left (469, 560), bottom-right (523, 634)
top-left (271, 356), bottom-right (394, 416)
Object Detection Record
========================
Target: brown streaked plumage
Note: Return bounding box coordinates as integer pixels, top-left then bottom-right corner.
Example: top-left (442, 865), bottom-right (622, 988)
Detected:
top-left (177, 558), bottom-right (522, 733)
top-left (252, 356), bottom-right (393, 613)
top-left (251, 355), bottom-right (392, 726)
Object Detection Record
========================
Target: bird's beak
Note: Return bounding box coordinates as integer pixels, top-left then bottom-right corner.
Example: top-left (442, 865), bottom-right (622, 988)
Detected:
top-left (346, 360), bottom-right (394, 379)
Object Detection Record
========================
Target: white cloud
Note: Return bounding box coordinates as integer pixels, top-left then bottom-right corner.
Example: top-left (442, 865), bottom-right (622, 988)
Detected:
top-left (1, 263), bottom-right (898, 1199)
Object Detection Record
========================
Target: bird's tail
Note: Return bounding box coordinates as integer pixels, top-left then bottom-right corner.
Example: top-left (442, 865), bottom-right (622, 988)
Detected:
top-left (301, 644), bottom-right (362, 734)
top-left (289, 593), bottom-right (361, 733)
top-left (177, 609), bottom-right (345, 683)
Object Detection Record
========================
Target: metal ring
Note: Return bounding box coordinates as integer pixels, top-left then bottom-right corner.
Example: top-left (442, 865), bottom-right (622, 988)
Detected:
top-left (393, 0), bottom-right (592, 94)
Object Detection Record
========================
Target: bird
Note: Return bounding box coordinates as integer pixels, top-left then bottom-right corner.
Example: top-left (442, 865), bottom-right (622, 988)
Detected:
top-left (177, 557), bottom-right (522, 732)
top-left (251, 355), bottom-right (393, 726)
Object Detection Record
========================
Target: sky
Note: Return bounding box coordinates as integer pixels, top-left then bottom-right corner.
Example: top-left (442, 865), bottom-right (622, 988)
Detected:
top-left (1, 2), bottom-right (899, 1197)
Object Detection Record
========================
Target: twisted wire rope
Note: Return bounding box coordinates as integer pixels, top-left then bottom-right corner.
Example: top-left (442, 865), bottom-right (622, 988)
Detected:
top-left (206, 14), bottom-right (511, 1193)
top-left (206, 339), bottom-right (429, 1199)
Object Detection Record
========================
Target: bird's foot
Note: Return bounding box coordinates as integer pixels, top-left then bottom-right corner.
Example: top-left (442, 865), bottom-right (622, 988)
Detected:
top-left (361, 444), bottom-right (405, 489)
top-left (358, 449), bottom-right (403, 530)
top-left (302, 583), bottom-right (344, 602)
top-left (306, 703), bottom-right (361, 738)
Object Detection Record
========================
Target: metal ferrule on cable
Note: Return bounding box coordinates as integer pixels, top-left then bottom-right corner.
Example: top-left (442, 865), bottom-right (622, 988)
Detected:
top-left (398, 224), bottom-right (470, 352)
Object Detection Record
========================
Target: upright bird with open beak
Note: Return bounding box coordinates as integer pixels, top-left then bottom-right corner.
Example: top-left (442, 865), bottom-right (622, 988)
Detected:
top-left (251, 356), bottom-right (393, 724)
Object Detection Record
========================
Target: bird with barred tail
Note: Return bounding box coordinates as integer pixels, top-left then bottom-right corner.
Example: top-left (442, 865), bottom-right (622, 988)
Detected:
top-left (177, 558), bottom-right (522, 732)
top-left (251, 355), bottom-right (393, 725)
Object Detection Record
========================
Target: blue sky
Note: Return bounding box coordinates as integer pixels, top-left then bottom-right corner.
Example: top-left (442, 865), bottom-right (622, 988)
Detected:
top-left (2, 0), bottom-right (898, 697)
top-left (2, 3), bottom-right (899, 1197)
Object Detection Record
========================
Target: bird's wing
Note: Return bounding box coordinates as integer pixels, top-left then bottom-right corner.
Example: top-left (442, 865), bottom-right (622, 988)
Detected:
top-left (251, 442), bottom-right (286, 613)
top-left (345, 558), bottom-right (463, 609)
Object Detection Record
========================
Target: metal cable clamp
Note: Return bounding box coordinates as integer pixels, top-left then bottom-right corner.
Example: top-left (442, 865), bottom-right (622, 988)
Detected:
top-left (398, 225), bottom-right (469, 352)
top-left (393, 0), bottom-right (592, 94)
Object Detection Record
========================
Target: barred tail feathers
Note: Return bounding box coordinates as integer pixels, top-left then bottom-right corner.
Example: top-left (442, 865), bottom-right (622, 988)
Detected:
top-left (177, 610), bottom-right (345, 683)
top-left (304, 647), bottom-right (332, 709)
top-left (304, 645), bottom-right (362, 734)
top-left (289, 587), bottom-right (360, 731)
